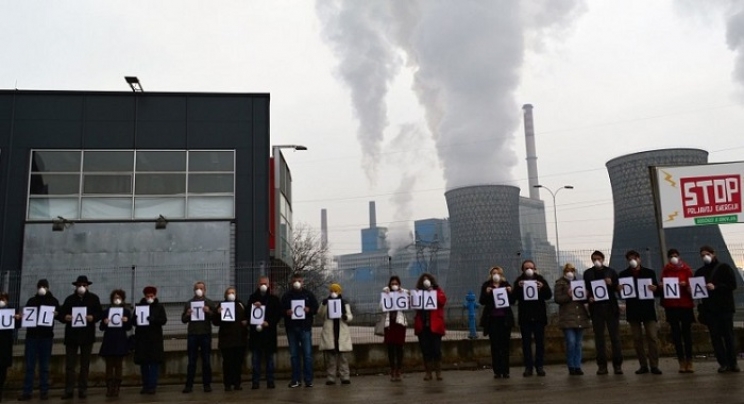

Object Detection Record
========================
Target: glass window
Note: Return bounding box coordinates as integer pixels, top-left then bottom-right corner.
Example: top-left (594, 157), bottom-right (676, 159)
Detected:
top-left (189, 151), bottom-right (234, 172)
top-left (83, 151), bottom-right (133, 172)
top-left (83, 174), bottom-right (132, 194)
top-left (29, 174), bottom-right (80, 195)
top-left (81, 198), bottom-right (133, 219)
top-left (135, 174), bottom-right (186, 195)
top-left (187, 196), bottom-right (234, 218)
top-left (136, 151), bottom-right (186, 172)
top-left (31, 151), bottom-right (80, 172)
top-left (188, 174), bottom-right (234, 194)
top-left (135, 198), bottom-right (185, 219)
top-left (28, 198), bottom-right (79, 220)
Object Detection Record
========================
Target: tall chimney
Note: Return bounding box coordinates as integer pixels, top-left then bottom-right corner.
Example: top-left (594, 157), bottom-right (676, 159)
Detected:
top-left (523, 104), bottom-right (540, 200)
top-left (320, 209), bottom-right (328, 250)
top-left (369, 201), bottom-right (377, 228)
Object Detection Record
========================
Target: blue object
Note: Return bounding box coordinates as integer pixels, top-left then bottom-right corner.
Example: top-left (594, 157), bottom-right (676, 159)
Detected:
top-left (463, 291), bottom-right (479, 339)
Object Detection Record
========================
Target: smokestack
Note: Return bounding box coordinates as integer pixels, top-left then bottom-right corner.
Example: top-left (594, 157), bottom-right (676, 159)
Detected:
top-left (369, 201), bottom-right (377, 228)
top-left (523, 104), bottom-right (540, 200)
top-left (321, 209), bottom-right (328, 250)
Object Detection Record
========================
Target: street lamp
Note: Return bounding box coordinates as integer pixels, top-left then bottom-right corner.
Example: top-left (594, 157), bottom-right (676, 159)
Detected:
top-left (272, 145), bottom-right (307, 270)
top-left (533, 184), bottom-right (574, 267)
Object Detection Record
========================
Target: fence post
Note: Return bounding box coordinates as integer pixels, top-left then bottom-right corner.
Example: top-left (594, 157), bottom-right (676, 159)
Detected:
top-left (131, 265), bottom-right (136, 304)
top-left (0, 270), bottom-right (7, 294)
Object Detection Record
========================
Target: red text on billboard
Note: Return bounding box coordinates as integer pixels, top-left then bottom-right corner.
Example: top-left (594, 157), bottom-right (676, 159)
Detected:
top-left (681, 174), bottom-right (741, 218)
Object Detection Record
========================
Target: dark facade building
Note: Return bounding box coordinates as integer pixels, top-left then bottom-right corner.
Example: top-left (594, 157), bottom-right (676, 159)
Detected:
top-left (0, 90), bottom-right (270, 306)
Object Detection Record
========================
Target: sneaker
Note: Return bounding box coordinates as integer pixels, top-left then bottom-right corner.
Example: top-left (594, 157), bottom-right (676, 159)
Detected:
top-left (596, 367), bottom-right (608, 375)
top-left (182, 387), bottom-right (193, 394)
top-left (523, 369), bottom-right (533, 377)
top-left (718, 366), bottom-right (729, 373)
top-left (613, 366), bottom-right (624, 375)
top-left (305, 382), bottom-right (314, 388)
top-left (325, 381), bottom-right (335, 386)
top-left (536, 367), bottom-right (546, 377)
top-left (635, 366), bottom-right (649, 375)
top-left (341, 380), bottom-right (351, 385)
top-left (502, 373), bottom-right (510, 379)
top-left (288, 381), bottom-right (301, 388)
top-left (575, 368), bottom-right (584, 376)
top-left (650, 367), bottom-right (662, 375)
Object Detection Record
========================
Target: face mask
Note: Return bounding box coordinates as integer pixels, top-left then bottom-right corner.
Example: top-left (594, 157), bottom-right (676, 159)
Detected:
top-left (703, 255), bottom-right (713, 264)
top-left (670, 257), bottom-right (679, 265)
top-left (113, 298), bottom-right (122, 306)
top-left (391, 285), bottom-right (400, 292)
top-left (629, 259), bottom-right (638, 269)
top-left (259, 284), bottom-right (268, 293)
top-left (77, 286), bottom-right (86, 295)
top-left (227, 293), bottom-right (236, 302)
top-left (423, 279), bottom-right (432, 289)
top-left (565, 272), bottom-right (575, 281)
top-left (593, 260), bottom-right (603, 269)
top-left (146, 298), bottom-right (154, 304)
top-left (524, 268), bottom-right (535, 277)
top-left (330, 292), bottom-right (338, 299)
top-left (492, 274), bottom-right (501, 283)
top-left (194, 289), bottom-right (204, 298)
top-left (293, 281), bottom-right (301, 290)
top-left (0, 301), bottom-right (6, 308)
top-left (38, 287), bottom-right (47, 296)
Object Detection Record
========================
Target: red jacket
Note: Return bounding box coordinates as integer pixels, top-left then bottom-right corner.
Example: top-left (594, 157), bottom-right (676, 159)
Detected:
top-left (414, 288), bottom-right (447, 336)
top-left (660, 261), bottom-right (694, 309)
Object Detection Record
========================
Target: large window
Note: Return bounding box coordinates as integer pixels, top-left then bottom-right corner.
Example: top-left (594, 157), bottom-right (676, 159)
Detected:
top-left (28, 150), bottom-right (235, 220)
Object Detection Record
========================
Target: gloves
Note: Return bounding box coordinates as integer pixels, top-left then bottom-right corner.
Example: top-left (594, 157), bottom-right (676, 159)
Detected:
top-left (322, 298), bottom-right (328, 306)
top-left (342, 314), bottom-right (348, 322)
top-left (382, 286), bottom-right (390, 293)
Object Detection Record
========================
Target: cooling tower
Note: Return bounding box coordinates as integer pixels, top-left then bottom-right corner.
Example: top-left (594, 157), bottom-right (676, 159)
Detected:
top-left (445, 185), bottom-right (523, 299)
top-left (606, 148), bottom-right (736, 272)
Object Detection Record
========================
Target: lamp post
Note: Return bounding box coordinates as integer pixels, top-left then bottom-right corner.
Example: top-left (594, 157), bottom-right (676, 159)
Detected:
top-left (533, 184), bottom-right (573, 267)
top-left (272, 145), bottom-right (307, 269)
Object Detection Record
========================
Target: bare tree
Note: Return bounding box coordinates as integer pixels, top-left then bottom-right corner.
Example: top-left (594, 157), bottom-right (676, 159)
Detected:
top-left (278, 222), bottom-right (332, 296)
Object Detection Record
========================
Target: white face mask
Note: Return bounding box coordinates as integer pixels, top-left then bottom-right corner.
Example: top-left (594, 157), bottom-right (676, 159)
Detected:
top-left (524, 268), bottom-right (535, 278)
top-left (593, 260), bottom-right (603, 269)
top-left (492, 274), bottom-right (501, 283)
top-left (390, 285), bottom-right (400, 291)
top-left (259, 284), bottom-right (268, 293)
top-left (77, 286), bottom-right (87, 295)
top-left (194, 289), bottom-right (204, 298)
top-left (227, 293), bottom-right (236, 302)
top-left (565, 272), bottom-right (575, 281)
top-left (423, 279), bottom-right (432, 289)
top-left (38, 287), bottom-right (47, 296)
top-left (293, 281), bottom-right (301, 290)
top-left (703, 255), bottom-right (713, 264)
top-left (670, 257), bottom-right (680, 265)
top-left (113, 298), bottom-right (122, 306)
top-left (146, 298), bottom-right (154, 304)
top-left (629, 259), bottom-right (638, 269)
top-left (0, 301), bottom-right (6, 308)
top-left (330, 292), bottom-right (338, 299)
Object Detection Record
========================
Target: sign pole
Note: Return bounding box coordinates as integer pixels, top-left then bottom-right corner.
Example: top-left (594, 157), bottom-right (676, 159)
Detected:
top-left (649, 166), bottom-right (669, 268)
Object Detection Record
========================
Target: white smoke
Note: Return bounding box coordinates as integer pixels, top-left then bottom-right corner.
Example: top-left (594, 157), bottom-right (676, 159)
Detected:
top-left (726, 2), bottom-right (744, 88)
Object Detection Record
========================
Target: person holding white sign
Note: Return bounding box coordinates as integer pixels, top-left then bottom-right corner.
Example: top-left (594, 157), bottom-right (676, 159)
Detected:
top-left (413, 273), bottom-right (447, 381)
top-left (694, 245), bottom-right (740, 373)
top-left (381, 276), bottom-right (408, 382)
top-left (281, 273), bottom-right (319, 388)
top-left (583, 250), bottom-right (623, 375)
top-left (618, 251), bottom-right (662, 375)
top-left (58, 275), bottom-right (102, 400)
top-left (212, 287), bottom-right (247, 392)
top-left (0, 292), bottom-right (17, 401)
top-left (248, 276), bottom-right (283, 390)
top-left (98, 289), bottom-right (132, 397)
top-left (554, 264), bottom-right (590, 376)
top-left (17, 279), bottom-right (59, 401)
top-left (478, 266), bottom-right (514, 379)
top-left (180, 281), bottom-right (217, 393)
top-left (133, 286), bottom-right (167, 395)
top-left (513, 260), bottom-right (552, 377)
top-left (319, 283), bottom-right (354, 385)
top-left (660, 248), bottom-right (696, 373)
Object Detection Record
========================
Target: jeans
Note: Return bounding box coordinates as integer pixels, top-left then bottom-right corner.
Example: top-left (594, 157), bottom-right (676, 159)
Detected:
top-left (287, 327), bottom-right (313, 384)
top-left (186, 334), bottom-right (212, 388)
top-left (488, 317), bottom-right (511, 375)
top-left (707, 312), bottom-right (738, 368)
top-left (140, 363), bottom-right (159, 391)
top-left (23, 338), bottom-right (53, 395)
top-left (251, 349), bottom-right (276, 384)
top-left (630, 320), bottom-right (659, 368)
top-left (64, 342), bottom-right (93, 393)
top-left (520, 321), bottom-right (545, 370)
top-left (591, 305), bottom-right (623, 368)
top-left (563, 328), bottom-right (584, 369)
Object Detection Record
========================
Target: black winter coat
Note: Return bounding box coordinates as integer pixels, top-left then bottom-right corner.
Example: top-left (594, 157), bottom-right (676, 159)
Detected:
top-left (0, 309), bottom-right (15, 368)
top-left (99, 306), bottom-right (133, 357)
top-left (281, 288), bottom-right (319, 331)
top-left (58, 291), bottom-right (103, 346)
top-left (248, 290), bottom-right (283, 352)
top-left (513, 274), bottom-right (553, 325)
top-left (23, 292), bottom-right (60, 339)
top-left (618, 266), bottom-right (659, 322)
top-left (133, 298), bottom-right (168, 364)
top-left (478, 280), bottom-right (516, 335)
top-left (696, 259), bottom-right (737, 314)
top-left (212, 300), bottom-right (247, 349)
top-left (583, 265), bottom-right (620, 316)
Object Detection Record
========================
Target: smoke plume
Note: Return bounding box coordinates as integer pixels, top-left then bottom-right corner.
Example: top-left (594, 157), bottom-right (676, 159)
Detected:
top-left (726, 2), bottom-right (744, 88)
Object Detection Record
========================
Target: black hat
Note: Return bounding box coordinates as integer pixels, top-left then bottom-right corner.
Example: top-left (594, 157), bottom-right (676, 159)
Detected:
top-left (37, 279), bottom-right (50, 289)
top-left (72, 275), bottom-right (92, 286)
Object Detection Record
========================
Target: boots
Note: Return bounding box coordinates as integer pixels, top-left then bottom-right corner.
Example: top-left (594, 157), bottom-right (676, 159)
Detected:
top-left (678, 360), bottom-right (686, 373)
top-left (685, 360), bottom-right (694, 373)
top-left (390, 368), bottom-right (396, 382)
top-left (114, 379), bottom-right (122, 397)
top-left (423, 362), bottom-right (433, 381)
top-left (435, 360), bottom-right (443, 381)
top-left (105, 379), bottom-right (114, 397)
top-left (396, 368), bottom-right (402, 381)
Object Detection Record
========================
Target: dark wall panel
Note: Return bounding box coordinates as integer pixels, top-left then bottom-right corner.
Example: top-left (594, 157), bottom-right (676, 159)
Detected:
top-left (13, 121), bottom-right (83, 148)
top-left (135, 120), bottom-right (187, 149)
top-left (15, 94), bottom-right (84, 120)
top-left (188, 96), bottom-right (253, 121)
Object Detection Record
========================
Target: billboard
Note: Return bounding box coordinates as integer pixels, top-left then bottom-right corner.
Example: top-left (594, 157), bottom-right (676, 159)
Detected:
top-left (654, 162), bottom-right (743, 228)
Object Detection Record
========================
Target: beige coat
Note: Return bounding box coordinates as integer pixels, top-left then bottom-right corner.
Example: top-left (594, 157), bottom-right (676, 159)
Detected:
top-left (318, 299), bottom-right (354, 352)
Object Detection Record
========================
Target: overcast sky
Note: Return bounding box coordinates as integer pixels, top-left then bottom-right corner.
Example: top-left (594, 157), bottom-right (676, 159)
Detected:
top-left (2, 0), bottom-right (744, 264)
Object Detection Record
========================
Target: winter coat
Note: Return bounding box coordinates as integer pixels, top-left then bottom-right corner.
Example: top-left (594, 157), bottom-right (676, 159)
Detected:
top-left (618, 266), bottom-right (660, 322)
top-left (554, 277), bottom-right (591, 329)
top-left (212, 300), bottom-right (247, 349)
top-left (58, 290), bottom-right (103, 346)
top-left (583, 265), bottom-right (620, 316)
top-left (99, 306), bottom-right (133, 357)
top-left (133, 298), bottom-right (168, 365)
top-left (247, 290), bottom-right (283, 352)
top-left (23, 292), bottom-right (60, 339)
top-left (181, 296), bottom-right (216, 335)
top-left (478, 280), bottom-right (515, 335)
top-left (281, 288), bottom-right (319, 331)
top-left (318, 296), bottom-right (353, 352)
top-left (660, 261), bottom-right (694, 309)
top-left (695, 259), bottom-right (737, 314)
top-left (413, 287), bottom-right (447, 336)
top-left (513, 273), bottom-right (553, 326)
top-left (0, 307), bottom-right (16, 368)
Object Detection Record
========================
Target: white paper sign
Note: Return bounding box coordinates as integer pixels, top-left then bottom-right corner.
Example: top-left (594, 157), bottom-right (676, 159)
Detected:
top-left (220, 302), bottom-right (236, 322)
top-left (380, 293), bottom-right (395, 312)
top-left (135, 305), bottom-right (150, 326)
top-left (191, 301), bottom-right (205, 322)
top-left (423, 290), bottom-right (438, 310)
top-left (409, 290), bottom-right (424, 310)
top-left (637, 278), bottom-right (655, 300)
top-left (523, 280), bottom-right (539, 301)
top-left (571, 280), bottom-right (586, 301)
top-left (22, 307), bottom-right (38, 328)
top-left (392, 291), bottom-right (409, 311)
top-left (328, 299), bottom-right (343, 319)
top-left (0, 309), bottom-right (15, 330)
top-left (662, 277), bottom-right (681, 299)
top-left (250, 305), bottom-right (265, 325)
top-left (492, 288), bottom-right (510, 308)
top-left (291, 300), bottom-right (306, 320)
top-left (618, 277), bottom-right (636, 299)
top-left (108, 307), bottom-right (124, 328)
top-left (71, 307), bottom-right (87, 328)
top-left (38, 305), bottom-right (55, 327)
top-left (689, 276), bottom-right (708, 299)
top-left (590, 280), bottom-right (610, 302)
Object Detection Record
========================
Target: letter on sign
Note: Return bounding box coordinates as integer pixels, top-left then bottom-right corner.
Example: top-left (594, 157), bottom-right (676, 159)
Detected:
top-left (523, 280), bottom-right (538, 301)
top-left (328, 299), bottom-right (343, 319)
top-left (590, 280), bottom-right (609, 302)
top-left (689, 276), bottom-right (708, 299)
top-left (423, 290), bottom-right (438, 310)
top-left (22, 307), bottom-right (38, 328)
top-left (571, 280), bottom-right (586, 301)
top-left (291, 300), bottom-right (306, 320)
top-left (71, 307), bottom-right (87, 328)
top-left (108, 307), bottom-right (123, 328)
top-left (380, 293), bottom-right (394, 312)
top-left (250, 305), bottom-right (265, 325)
top-left (135, 305), bottom-right (150, 326)
top-left (221, 302), bottom-right (235, 322)
top-left (492, 288), bottom-right (509, 308)
top-left (410, 290), bottom-right (424, 310)
top-left (637, 278), bottom-right (654, 300)
top-left (0, 309), bottom-right (15, 330)
top-left (662, 278), bottom-right (680, 299)
top-left (191, 301), bottom-right (205, 321)
top-left (393, 292), bottom-right (409, 311)
top-left (38, 305), bottom-right (55, 327)
top-left (618, 277), bottom-right (636, 299)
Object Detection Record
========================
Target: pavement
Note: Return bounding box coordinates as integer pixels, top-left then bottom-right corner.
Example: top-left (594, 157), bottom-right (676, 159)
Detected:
top-left (5, 357), bottom-right (742, 404)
